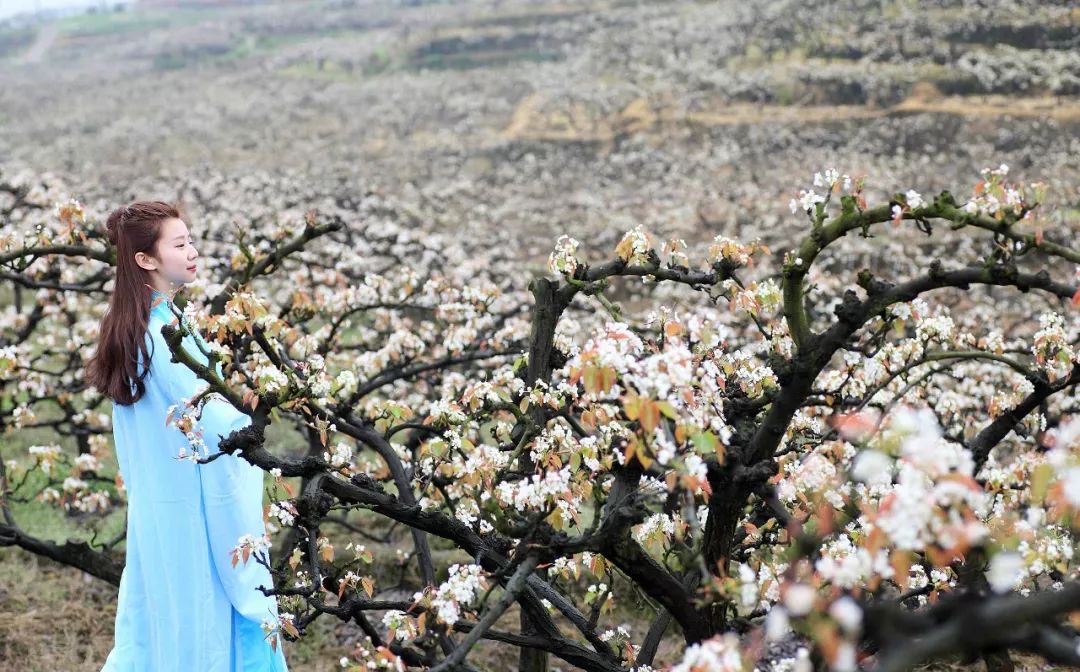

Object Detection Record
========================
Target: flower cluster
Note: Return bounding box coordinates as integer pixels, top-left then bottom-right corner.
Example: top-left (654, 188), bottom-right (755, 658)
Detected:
top-left (631, 511), bottom-right (679, 547)
top-left (268, 500), bottom-right (298, 526)
top-left (814, 169), bottom-right (849, 190)
top-left (549, 234), bottom-right (581, 275)
top-left (494, 466), bottom-right (582, 529)
top-left (338, 643), bottom-right (406, 672)
top-left (959, 164), bottom-right (1045, 222)
top-left (230, 532), bottom-right (272, 568)
top-left (253, 363), bottom-right (291, 395)
top-left (555, 317), bottom-right (738, 483)
top-left (717, 350), bottom-right (778, 398)
top-left (720, 278), bottom-right (782, 317)
top-left (663, 237), bottom-right (689, 267)
top-left (1031, 312), bottom-right (1076, 382)
top-left (353, 330), bottom-right (427, 380)
top-left (857, 408), bottom-right (989, 559)
top-left (671, 632), bottom-right (747, 672)
top-left (323, 441), bottom-right (354, 469)
top-left (890, 189), bottom-right (927, 226)
top-left (0, 344), bottom-right (20, 377)
top-left (381, 610), bottom-right (419, 641)
top-left (788, 189), bottom-right (826, 215)
top-left (614, 224), bottom-right (654, 265)
top-left (707, 235), bottom-right (767, 267)
top-left (27, 444), bottom-right (62, 477)
top-left (414, 562), bottom-right (488, 625)
top-left (262, 612), bottom-right (299, 652)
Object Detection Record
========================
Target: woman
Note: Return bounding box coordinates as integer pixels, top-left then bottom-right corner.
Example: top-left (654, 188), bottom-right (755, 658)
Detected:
top-left (86, 201), bottom-right (289, 671)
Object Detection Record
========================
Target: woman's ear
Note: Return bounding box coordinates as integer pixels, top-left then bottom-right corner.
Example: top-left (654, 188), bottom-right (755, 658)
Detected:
top-left (134, 251), bottom-right (157, 272)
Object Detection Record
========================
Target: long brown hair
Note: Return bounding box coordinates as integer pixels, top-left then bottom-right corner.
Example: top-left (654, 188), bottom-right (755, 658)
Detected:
top-left (86, 201), bottom-right (182, 406)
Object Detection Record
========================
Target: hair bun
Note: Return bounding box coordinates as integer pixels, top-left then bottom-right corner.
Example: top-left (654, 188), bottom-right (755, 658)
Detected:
top-left (105, 207), bottom-right (125, 247)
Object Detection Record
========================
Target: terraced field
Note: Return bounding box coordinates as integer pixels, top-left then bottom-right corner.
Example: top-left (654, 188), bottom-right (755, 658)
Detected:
top-left (2, 1), bottom-right (1080, 669)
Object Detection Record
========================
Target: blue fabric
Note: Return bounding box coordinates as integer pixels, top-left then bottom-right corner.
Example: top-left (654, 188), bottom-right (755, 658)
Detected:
top-left (102, 289), bottom-right (289, 671)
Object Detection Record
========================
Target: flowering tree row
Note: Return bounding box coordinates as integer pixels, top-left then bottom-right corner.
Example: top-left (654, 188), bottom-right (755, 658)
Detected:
top-left (2, 164), bottom-right (1080, 671)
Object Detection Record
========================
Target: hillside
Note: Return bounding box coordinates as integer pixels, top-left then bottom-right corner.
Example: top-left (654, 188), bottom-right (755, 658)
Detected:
top-left (0, 0), bottom-right (1078, 264)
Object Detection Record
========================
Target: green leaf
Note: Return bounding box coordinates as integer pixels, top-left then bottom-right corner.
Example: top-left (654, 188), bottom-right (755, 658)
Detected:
top-left (657, 400), bottom-right (678, 420)
top-left (1031, 463), bottom-right (1054, 502)
top-left (691, 431), bottom-right (717, 454)
top-left (840, 194), bottom-right (856, 216)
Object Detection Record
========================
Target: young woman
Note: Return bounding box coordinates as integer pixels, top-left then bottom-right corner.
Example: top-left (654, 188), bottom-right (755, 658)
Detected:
top-left (86, 201), bottom-right (289, 671)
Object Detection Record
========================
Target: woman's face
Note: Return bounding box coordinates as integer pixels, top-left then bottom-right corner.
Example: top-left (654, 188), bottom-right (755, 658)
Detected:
top-left (136, 217), bottom-right (199, 291)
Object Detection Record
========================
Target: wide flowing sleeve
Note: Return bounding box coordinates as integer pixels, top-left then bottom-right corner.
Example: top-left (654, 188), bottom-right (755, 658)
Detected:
top-left (146, 317), bottom-right (281, 626)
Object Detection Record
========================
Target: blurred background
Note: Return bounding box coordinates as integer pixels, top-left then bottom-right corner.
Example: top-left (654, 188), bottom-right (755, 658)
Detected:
top-left (2, 0), bottom-right (1080, 668)
top-left (2, 0), bottom-right (1079, 266)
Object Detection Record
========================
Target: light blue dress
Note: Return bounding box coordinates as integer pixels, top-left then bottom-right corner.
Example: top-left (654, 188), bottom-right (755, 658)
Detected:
top-left (102, 288), bottom-right (289, 671)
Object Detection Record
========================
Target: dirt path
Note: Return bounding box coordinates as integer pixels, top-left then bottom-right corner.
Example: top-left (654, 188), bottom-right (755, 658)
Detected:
top-left (20, 23), bottom-right (60, 64)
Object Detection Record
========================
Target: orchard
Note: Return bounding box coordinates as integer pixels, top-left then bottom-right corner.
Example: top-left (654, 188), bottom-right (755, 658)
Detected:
top-left (2, 162), bottom-right (1080, 672)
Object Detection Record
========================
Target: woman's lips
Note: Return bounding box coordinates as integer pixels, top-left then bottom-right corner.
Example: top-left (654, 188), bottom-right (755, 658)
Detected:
top-left (187, 264), bottom-right (197, 271)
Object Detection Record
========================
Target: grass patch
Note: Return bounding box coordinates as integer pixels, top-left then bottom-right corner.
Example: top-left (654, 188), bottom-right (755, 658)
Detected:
top-left (0, 26), bottom-right (36, 60)
top-left (58, 12), bottom-right (172, 37)
top-left (0, 547), bottom-right (118, 670)
top-left (57, 7), bottom-right (222, 38)
top-left (408, 48), bottom-right (562, 72)
top-left (222, 28), bottom-right (362, 62)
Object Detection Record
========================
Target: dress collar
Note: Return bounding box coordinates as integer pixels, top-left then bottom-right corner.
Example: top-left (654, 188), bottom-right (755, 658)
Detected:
top-left (149, 288), bottom-right (177, 319)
